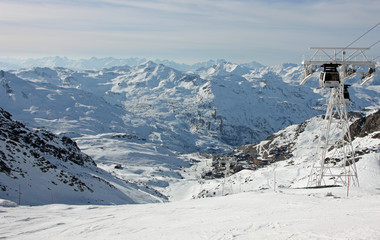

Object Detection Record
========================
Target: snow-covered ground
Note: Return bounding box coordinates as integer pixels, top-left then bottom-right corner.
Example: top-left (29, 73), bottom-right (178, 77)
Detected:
top-left (1, 130), bottom-right (378, 239)
top-left (1, 186), bottom-right (379, 239)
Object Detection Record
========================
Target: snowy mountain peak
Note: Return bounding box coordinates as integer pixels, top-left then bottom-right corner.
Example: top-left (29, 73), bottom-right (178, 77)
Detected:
top-left (139, 60), bottom-right (157, 69)
top-left (241, 60), bottom-right (265, 69)
top-left (200, 61), bottom-right (251, 78)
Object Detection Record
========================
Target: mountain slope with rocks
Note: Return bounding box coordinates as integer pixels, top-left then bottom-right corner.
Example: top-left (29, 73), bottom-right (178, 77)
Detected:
top-left (0, 107), bottom-right (163, 205)
top-left (199, 109), bottom-right (379, 190)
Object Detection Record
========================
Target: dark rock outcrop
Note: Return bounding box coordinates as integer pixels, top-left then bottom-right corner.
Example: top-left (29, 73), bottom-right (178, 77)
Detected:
top-left (204, 110), bottom-right (379, 179)
top-left (0, 107), bottom-right (96, 169)
top-left (0, 107), bottom-right (149, 205)
top-left (350, 110), bottom-right (380, 139)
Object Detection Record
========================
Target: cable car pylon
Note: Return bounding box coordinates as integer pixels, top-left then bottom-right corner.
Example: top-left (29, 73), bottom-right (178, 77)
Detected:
top-left (301, 47), bottom-right (377, 188)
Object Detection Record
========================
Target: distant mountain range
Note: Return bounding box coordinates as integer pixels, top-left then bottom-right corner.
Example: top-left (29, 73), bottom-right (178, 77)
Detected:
top-left (0, 56), bottom-right (264, 71)
top-left (1, 60), bottom-right (379, 153)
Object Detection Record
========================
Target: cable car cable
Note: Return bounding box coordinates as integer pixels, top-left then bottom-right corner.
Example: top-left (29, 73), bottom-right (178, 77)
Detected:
top-left (344, 22), bottom-right (379, 49)
top-left (367, 39), bottom-right (380, 49)
top-left (337, 22), bottom-right (380, 56)
top-left (347, 39), bottom-right (380, 61)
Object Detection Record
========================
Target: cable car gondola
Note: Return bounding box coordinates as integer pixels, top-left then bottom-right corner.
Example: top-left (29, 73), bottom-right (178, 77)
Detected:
top-left (344, 84), bottom-right (350, 104)
top-left (320, 63), bottom-right (340, 88)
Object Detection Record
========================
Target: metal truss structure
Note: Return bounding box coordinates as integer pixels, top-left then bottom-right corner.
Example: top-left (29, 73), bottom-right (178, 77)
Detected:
top-left (301, 47), bottom-right (377, 187)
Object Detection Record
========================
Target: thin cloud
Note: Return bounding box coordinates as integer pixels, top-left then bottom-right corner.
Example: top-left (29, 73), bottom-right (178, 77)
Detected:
top-left (0, 0), bottom-right (379, 64)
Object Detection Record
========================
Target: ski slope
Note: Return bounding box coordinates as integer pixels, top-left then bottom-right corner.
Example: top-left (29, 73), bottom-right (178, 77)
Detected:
top-left (1, 186), bottom-right (379, 239)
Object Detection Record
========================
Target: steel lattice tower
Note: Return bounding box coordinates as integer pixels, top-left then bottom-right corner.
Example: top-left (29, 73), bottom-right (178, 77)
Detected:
top-left (301, 47), bottom-right (377, 187)
top-left (307, 84), bottom-right (359, 187)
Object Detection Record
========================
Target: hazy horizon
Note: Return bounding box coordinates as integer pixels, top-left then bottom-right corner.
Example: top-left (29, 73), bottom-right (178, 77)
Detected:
top-left (1, 0), bottom-right (379, 65)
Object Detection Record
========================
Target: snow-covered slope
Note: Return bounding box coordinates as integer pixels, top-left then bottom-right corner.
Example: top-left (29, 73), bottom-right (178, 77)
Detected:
top-left (0, 108), bottom-right (163, 205)
top-left (0, 70), bottom-right (132, 138)
top-left (1, 108), bottom-right (379, 237)
top-left (178, 109), bottom-right (379, 200)
top-left (1, 189), bottom-right (379, 240)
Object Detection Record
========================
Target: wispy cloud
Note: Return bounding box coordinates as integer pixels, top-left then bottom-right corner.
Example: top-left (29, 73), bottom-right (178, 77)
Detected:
top-left (0, 0), bottom-right (379, 64)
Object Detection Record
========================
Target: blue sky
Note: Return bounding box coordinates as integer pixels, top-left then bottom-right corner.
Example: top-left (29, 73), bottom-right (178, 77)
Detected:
top-left (0, 0), bottom-right (379, 65)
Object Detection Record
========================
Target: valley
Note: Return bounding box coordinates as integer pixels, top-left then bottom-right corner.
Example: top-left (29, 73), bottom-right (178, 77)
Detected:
top-left (0, 58), bottom-right (379, 239)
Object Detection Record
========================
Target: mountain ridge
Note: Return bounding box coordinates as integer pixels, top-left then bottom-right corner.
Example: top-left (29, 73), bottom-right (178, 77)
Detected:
top-left (0, 57), bottom-right (265, 72)
top-left (2, 60), bottom-right (379, 153)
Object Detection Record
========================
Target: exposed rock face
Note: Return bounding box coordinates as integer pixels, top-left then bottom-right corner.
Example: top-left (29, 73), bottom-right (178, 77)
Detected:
top-left (0, 107), bottom-right (96, 173)
top-left (0, 107), bottom-right (161, 205)
top-left (350, 110), bottom-right (380, 139)
top-left (205, 110), bottom-right (380, 179)
top-left (0, 107), bottom-right (97, 196)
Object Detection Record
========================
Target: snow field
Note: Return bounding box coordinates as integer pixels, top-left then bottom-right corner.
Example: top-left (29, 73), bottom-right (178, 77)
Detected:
top-left (1, 188), bottom-right (379, 240)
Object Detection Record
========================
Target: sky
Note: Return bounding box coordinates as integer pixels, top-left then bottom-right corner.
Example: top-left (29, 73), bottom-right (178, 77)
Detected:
top-left (0, 0), bottom-right (379, 65)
